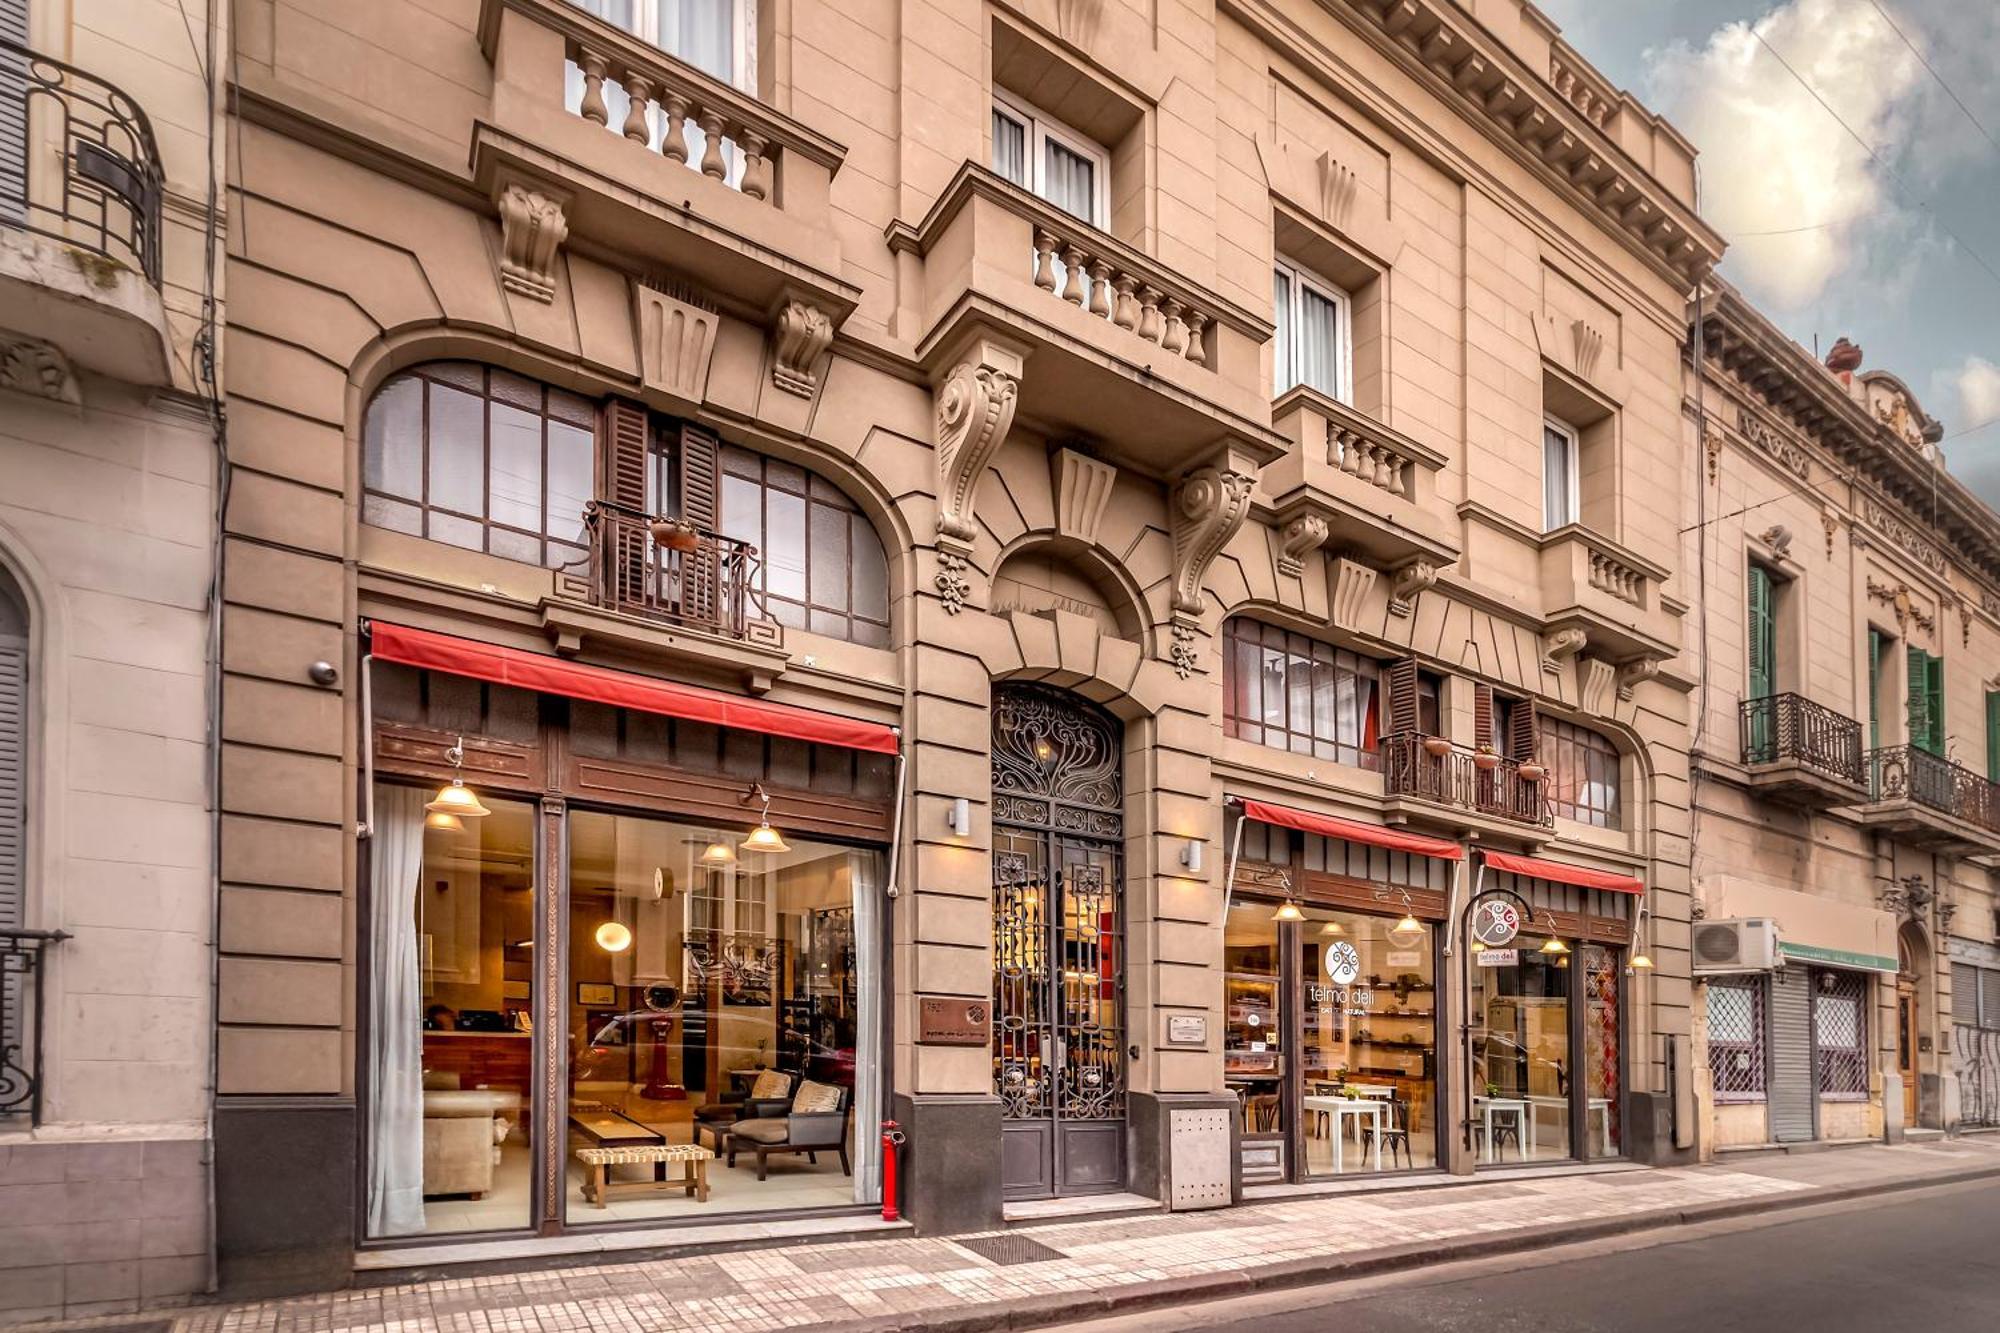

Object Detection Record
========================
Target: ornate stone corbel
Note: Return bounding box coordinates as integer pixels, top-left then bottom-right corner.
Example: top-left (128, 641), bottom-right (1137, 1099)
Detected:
top-left (1052, 446), bottom-right (1117, 546)
top-left (1616, 655), bottom-right (1661, 701)
top-left (496, 181), bottom-right (569, 303)
top-left (770, 299), bottom-right (835, 397)
top-left (0, 332), bottom-right (81, 404)
top-left (1387, 559), bottom-right (1438, 618)
top-left (1332, 557), bottom-right (1378, 629)
top-left (1317, 151), bottom-right (1358, 228)
top-left (1542, 626), bottom-right (1588, 675)
top-left (1276, 512), bottom-right (1330, 578)
top-left (933, 337), bottom-right (1027, 566)
top-left (1578, 656), bottom-right (1616, 715)
top-left (1571, 318), bottom-right (1604, 381)
top-left (1166, 455), bottom-right (1256, 678)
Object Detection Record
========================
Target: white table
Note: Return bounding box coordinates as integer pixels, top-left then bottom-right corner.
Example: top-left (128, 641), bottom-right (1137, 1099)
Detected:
top-left (1472, 1096), bottom-right (1531, 1162)
top-left (1527, 1095), bottom-right (1613, 1155)
top-left (1301, 1096), bottom-right (1383, 1173)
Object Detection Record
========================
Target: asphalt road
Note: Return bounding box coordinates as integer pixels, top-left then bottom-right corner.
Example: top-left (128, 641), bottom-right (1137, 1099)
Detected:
top-left (1066, 1178), bottom-right (2000, 1333)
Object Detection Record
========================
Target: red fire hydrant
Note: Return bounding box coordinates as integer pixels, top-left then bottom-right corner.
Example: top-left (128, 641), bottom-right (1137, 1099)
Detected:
top-left (881, 1120), bottom-right (907, 1222)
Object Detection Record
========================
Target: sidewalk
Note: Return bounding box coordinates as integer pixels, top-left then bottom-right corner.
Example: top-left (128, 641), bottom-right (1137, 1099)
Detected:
top-left (19, 1139), bottom-right (2000, 1333)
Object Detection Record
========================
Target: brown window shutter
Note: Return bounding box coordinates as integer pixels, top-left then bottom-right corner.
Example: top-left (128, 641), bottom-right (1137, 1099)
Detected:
top-left (601, 397), bottom-right (649, 510)
top-left (597, 397), bottom-right (650, 608)
top-left (677, 421), bottom-right (721, 529)
top-left (1387, 658), bottom-right (1419, 735)
top-left (1509, 697), bottom-right (1538, 762)
top-left (1474, 684), bottom-right (1495, 749)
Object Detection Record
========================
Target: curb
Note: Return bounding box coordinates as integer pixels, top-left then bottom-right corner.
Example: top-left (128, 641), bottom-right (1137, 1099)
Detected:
top-left (832, 1161), bottom-right (2000, 1332)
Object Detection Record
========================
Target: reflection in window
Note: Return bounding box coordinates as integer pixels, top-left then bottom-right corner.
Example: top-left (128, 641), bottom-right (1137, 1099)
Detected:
top-left (1543, 717), bottom-right (1620, 827)
top-left (1222, 618), bottom-right (1380, 767)
top-left (362, 362), bottom-right (596, 568)
top-left (717, 444), bottom-right (890, 647)
top-left (1469, 944), bottom-right (1572, 1163)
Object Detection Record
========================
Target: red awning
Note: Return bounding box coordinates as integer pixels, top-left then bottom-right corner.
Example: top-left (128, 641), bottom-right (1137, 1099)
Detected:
top-left (1482, 850), bottom-right (1643, 895)
top-left (368, 622), bottom-right (900, 755)
top-left (1236, 798), bottom-right (1463, 861)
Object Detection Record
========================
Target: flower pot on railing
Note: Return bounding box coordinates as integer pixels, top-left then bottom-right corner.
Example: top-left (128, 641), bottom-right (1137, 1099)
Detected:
top-left (1517, 762), bottom-right (1546, 783)
top-left (1422, 735), bottom-right (1453, 758)
top-left (1472, 746), bottom-right (1500, 772)
top-left (648, 518), bottom-right (702, 553)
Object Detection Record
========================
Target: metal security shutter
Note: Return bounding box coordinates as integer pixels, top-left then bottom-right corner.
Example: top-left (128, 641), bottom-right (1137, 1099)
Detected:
top-left (1954, 963), bottom-right (1982, 1027)
top-left (0, 0), bottom-right (27, 228)
top-left (1767, 965), bottom-right (1816, 1142)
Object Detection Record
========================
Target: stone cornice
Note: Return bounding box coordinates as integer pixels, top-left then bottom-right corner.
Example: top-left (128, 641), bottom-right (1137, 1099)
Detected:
top-left (1252, 0), bottom-right (1723, 285)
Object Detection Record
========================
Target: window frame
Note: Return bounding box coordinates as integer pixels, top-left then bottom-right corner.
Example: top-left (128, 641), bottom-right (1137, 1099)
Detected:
top-left (1542, 415), bottom-right (1581, 532)
top-left (1272, 256), bottom-right (1354, 404)
top-left (1811, 968), bottom-right (1870, 1101)
top-left (1221, 617), bottom-right (1383, 769)
top-left (990, 87), bottom-right (1111, 227)
top-left (1542, 715), bottom-right (1620, 828)
top-left (715, 443), bottom-right (892, 648)
top-left (1706, 978), bottom-right (1767, 1103)
top-left (577, 0), bottom-right (758, 91)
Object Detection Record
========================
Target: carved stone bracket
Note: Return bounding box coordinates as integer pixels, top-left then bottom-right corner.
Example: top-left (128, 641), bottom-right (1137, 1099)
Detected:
top-left (1571, 318), bottom-right (1604, 381)
top-left (1317, 151), bottom-right (1359, 228)
top-left (1056, 0), bottom-right (1104, 49)
top-left (1578, 656), bottom-right (1616, 715)
top-left (1169, 459), bottom-right (1256, 619)
top-left (1866, 576), bottom-right (1935, 636)
top-left (1387, 559), bottom-right (1438, 618)
top-left (495, 180), bottom-right (570, 303)
top-left (770, 298), bottom-right (835, 397)
top-left (1332, 557), bottom-right (1378, 629)
top-left (933, 334), bottom-right (1028, 553)
top-left (0, 332), bottom-right (81, 404)
top-left (1052, 446), bottom-right (1117, 547)
top-left (1616, 656), bottom-right (1661, 701)
top-left (934, 548), bottom-right (972, 616)
top-left (1277, 512), bottom-right (1330, 578)
top-left (1543, 626), bottom-right (1588, 676)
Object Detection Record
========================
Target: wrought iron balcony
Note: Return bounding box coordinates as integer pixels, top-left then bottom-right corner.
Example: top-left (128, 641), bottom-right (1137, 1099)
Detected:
top-left (2, 928), bottom-right (69, 1123)
top-left (1860, 744), bottom-right (2000, 853)
top-left (1381, 731), bottom-right (1553, 831)
top-left (1, 37), bottom-right (163, 284)
top-left (1738, 693), bottom-right (1867, 808)
top-left (553, 500), bottom-right (765, 637)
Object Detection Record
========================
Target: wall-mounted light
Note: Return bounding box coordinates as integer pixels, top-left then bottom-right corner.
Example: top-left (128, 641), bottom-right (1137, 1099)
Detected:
top-left (739, 784), bottom-right (790, 854)
top-left (425, 736), bottom-right (490, 819)
top-left (1180, 839), bottom-right (1203, 874)
top-left (595, 921), bottom-right (632, 953)
top-left (947, 797), bottom-right (971, 838)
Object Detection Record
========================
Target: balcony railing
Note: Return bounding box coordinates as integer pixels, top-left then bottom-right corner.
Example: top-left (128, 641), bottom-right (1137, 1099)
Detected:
top-left (1, 38), bottom-right (163, 284)
top-left (1382, 732), bottom-right (1553, 829)
top-left (2, 928), bottom-right (68, 1123)
top-left (556, 500), bottom-right (762, 640)
top-left (1868, 744), bottom-right (2000, 834)
top-left (1740, 693), bottom-right (1866, 783)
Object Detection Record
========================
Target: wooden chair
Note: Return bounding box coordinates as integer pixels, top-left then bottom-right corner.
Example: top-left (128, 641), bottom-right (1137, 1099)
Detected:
top-left (1364, 1095), bottom-right (1413, 1169)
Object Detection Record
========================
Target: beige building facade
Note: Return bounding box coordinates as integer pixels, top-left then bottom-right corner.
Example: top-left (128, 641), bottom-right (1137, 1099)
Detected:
top-left (206, 0), bottom-right (1720, 1294)
top-left (1, 0), bottom-right (225, 1320)
top-left (1687, 286), bottom-right (2000, 1153)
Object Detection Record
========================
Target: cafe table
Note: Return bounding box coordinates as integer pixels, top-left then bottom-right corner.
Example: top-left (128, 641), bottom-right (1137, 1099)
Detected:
top-left (1527, 1094), bottom-right (1613, 1154)
top-left (1472, 1095), bottom-right (1531, 1162)
top-left (1300, 1095), bottom-right (1383, 1173)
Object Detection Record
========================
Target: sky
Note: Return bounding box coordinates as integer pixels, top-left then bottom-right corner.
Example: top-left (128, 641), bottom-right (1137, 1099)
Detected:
top-left (1533, 0), bottom-right (2000, 507)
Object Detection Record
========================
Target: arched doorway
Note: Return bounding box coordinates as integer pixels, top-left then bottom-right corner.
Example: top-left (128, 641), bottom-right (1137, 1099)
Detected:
top-left (990, 683), bottom-right (1126, 1199)
top-left (1898, 922), bottom-right (1930, 1128)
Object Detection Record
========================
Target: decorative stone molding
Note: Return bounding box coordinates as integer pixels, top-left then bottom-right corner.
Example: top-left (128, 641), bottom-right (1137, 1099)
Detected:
top-left (1543, 626), bottom-right (1589, 676)
top-left (0, 333), bottom-right (81, 404)
top-left (1386, 558), bottom-right (1437, 618)
top-left (495, 181), bottom-right (569, 303)
top-left (1821, 508), bottom-right (1839, 560)
top-left (933, 334), bottom-right (1028, 552)
top-left (1703, 424), bottom-right (1722, 483)
top-left (1616, 656), bottom-right (1661, 702)
top-left (1332, 557), bottom-right (1378, 629)
top-left (1169, 460), bottom-right (1255, 619)
top-left (934, 549), bottom-right (972, 615)
top-left (1317, 151), bottom-right (1359, 229)
top-left (1052, 447), bottom-right (1117, 546)
top-left (1056, 0), bottom-right (1104, 49)
top-left (769, 299), bottom-right (835, 397)
top-left (1570, 318), bottom-right (1603, 381)
top-left (1579, 656), bottom-right (1616, 715)
top-left (634, 281), bottom-right (720, 408)
top-left (1277, 513), bottom-right (1330, 578)
top-left (1949, 593), bottom-right (1972, 648)
top-left (1169, 621), bottom-right (1198, 680)
top-left (1866, 576), bottom-right (1935, 636)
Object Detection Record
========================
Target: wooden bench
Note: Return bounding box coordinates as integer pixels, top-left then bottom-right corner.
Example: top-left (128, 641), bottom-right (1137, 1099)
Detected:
top-left (575, 1143), bottom-right (713, 1206)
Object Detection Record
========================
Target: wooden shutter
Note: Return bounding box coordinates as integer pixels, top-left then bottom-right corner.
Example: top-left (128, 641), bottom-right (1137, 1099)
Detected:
top-left (677, 421), bottom-right (723, 625)
top-left (1926, 654), bottom-right (1946, 756)
top-left (598, 398), bottom-right (650, 608)
top-left (1907, 645), bottom-right (1931, 754)
top-left (0, 0), bottom-right (28, 230)
top-left (1507, 696), bottom-right (1538, 762)
top-left (1386, 658), bottom-right (1420, 736)
top-left (1987, 692), bottom-right (2000, 784)
top-left (600, 398), bottom-right (649, 509)
top-left (1473, 683), bottom-right (1495, 749)
top-left (1747, 566), bottom-right (1774, 700)
top-left (1868, 630), bottom-right (1882, 750)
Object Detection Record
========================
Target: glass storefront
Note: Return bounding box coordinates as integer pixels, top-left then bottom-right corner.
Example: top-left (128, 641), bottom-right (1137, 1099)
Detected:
top-left (1469, 940), bottom-right (1572, 1163)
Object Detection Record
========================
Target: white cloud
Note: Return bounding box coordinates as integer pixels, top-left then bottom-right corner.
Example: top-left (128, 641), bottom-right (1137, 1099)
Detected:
top-left (1946, 356), bottom-right (2000, 426)
top-left (1645, 0), bottom-right (1925, 310)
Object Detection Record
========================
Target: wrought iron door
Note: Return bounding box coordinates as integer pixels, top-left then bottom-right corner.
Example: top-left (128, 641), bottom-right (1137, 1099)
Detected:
top-left (991, 685), bottom-right (1126, 1198)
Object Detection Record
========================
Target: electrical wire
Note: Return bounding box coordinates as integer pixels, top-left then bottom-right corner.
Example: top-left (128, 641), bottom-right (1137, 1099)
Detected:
top-left (1861, 0), bottom-right (1998, 153)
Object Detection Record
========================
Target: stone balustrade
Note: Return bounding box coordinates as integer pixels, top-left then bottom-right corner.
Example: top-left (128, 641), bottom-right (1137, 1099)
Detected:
top-left (1586, 544), bottom-right (1646, 605)
top-left (1330, 426), bottom-right (1418, 499)
top-left (1548, 47), bottom-right (1618, 131)
top-left (1030, 221), bottom-right (1213, 370)
top-left (570, 41), bottom-right (777, 200)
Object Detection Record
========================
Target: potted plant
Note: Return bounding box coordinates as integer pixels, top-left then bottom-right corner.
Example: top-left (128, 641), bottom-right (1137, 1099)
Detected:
top-left (1483, 1080), bottom-right (1501, 1099)
top-left (648, 516), bottom-right (702, 552)
top-left (1421, 734), bottom-right (1453, 758)
top-left (1472, 743), bottom-right (1500, 771)
top-left (1517, 759), bottom-right (1546, 782)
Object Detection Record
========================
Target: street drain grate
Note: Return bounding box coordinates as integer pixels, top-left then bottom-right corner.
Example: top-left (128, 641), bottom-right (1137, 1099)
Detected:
top-left (955, 1234), bottom-right (1069, 1266)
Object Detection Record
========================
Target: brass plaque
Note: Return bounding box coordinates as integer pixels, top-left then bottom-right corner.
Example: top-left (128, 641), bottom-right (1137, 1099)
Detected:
top-left (918, 996), bottom-right (991, 1046)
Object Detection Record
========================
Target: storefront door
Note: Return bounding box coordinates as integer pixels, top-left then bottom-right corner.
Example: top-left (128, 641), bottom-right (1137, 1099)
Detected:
top-left (991, 685), bottom-right (1127, 1199)
top-left (1897, 979), bottom-right (1918, 1127)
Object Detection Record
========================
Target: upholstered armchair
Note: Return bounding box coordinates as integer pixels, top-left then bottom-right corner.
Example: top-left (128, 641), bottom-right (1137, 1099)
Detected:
top-left (724, 1080), bottom-right (852, 1181)
top-left (421, 1087), bottom-right (516, 1198)
top-left (692, 1068), bottom-right (796, 1150)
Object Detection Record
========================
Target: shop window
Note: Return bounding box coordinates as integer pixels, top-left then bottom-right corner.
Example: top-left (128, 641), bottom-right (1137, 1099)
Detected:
top-left (1812, 968), bottom-right (1869, 1100)
top-left (1469, 945), bottom-right (1572, 1163)
top-left (1543, 717), bottom-right (1620, 828)
top-left (1272, 257), bottom-right (1353, 403)
top-left (1222, 617), bottom-right (1381, 768)
top-left (362, 362), bottom-right (597, 569)
top-left (717, 446), bottom-right (891, 648)
top-left (1708, 979), bottom-right (1767, 1102)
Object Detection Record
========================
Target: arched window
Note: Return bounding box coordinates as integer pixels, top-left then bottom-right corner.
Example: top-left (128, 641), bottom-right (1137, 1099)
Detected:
top-left (362, 362), bottom-right (597, 568)
top-left (1543, 717), bottom-right (1620, 827)
top-left (718, 444), bottom-right (890, 648)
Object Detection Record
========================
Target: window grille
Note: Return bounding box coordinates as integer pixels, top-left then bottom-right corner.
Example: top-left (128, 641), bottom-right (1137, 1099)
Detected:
top-left (1707, 980), bottom-right (1766, 1101)
top-left (1812, 969), bottom-right (1869, 1099)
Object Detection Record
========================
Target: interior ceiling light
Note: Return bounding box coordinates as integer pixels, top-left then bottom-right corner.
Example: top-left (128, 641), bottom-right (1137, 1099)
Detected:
top-left (595, 921), bottom-right (632, 953)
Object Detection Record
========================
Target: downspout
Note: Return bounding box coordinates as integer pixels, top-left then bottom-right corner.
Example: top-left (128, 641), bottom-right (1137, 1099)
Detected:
top-left (882, 731), bottom-right (908, 899)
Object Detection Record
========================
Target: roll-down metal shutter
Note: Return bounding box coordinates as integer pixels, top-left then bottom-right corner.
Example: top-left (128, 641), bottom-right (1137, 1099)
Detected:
top-left (1768, 964), bottom-right (1816, 1143)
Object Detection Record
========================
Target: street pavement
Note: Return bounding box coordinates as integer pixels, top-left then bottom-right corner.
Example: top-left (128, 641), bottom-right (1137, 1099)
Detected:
top-left (1081, 1173), bottom-right (2000, 1332)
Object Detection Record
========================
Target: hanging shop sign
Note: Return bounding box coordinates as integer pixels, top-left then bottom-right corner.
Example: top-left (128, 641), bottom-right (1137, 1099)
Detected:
top-left (1470, 894), bottom-right (1523, 949)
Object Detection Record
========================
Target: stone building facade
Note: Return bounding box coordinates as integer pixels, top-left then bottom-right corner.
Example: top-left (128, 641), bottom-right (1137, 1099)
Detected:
top-left (1686, 287), bottom-right (2000, 1152)
top-left (208, 0), bottom-right (1718, 1294)
top-left (0, 0), bottom-right (224, 1320)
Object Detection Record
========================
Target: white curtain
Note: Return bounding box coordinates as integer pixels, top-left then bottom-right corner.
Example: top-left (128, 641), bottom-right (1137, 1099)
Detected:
top-left (367, 786), bottom-right (428, 1237)
top-left (1043, 139), bottom-right (1096, 222)
top-left (1296, 283), bottom-right (1341, 399)
top-left (1543, 424), bottom-right (1575, 528)
top-left (665, 0), bottom-right (736, 83)
top-left (1272, 269), bottom-right (1294, 394)
top-left (850, 850), bottom-right (885, 1204)
top-left (992, 109), bottom-right (1027, 186)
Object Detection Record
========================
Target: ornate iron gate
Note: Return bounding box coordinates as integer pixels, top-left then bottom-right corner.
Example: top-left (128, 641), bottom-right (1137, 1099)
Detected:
top-left (991, 684), bottom-right (1126, 1199)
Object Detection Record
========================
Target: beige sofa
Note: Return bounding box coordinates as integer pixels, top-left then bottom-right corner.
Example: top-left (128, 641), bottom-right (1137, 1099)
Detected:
top-left (422, 1084), bottom-right (517, 1199)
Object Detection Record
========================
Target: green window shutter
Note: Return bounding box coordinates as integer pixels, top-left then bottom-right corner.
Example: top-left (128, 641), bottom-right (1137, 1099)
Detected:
top-left (1908, 645), bottom-right (1931, 754)
top-left (1868, 630), bottom-right (1882, 750)
top-left (1986, 691), bottom-right (2000, 783)
top-left (1927, 654), bottom-right (1946, 756)
top-left (1747, 566), bottom-right (1774, 700)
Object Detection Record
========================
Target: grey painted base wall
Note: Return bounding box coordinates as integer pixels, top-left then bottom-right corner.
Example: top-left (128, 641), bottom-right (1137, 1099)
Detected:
top-left (1626, 1092), bottom-right (1696, 1167)
top-left (891, 1092), bottom-right (1003, 1234)
top-left (1128, 1091), bottom-right (1243, 1206)
top-left (215, 1099), bottom-right (357, 1298)
top-left (0, 1136), bottom-right (211, 1321)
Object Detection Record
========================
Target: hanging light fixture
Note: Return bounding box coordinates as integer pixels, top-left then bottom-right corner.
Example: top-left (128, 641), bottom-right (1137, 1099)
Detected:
top-left (425, 810), bottom-right (465, 834)
top-left (1389, 911), bottom-right (1427, 948)
top-left (698, 837), bottom-right (736, 866)
top-left (1319, 919), bottom-right (1345, 937)
top-left (595, 921), bottom-right (633, 953)
top-left (739, 784), bottom-right (791, 854)
top-left (1539, 935), bottom-right (1571, 956)
top-left (1272, 900), bottom-right (1305, 922)
top-left (425, 736), bottom-right (490, 818)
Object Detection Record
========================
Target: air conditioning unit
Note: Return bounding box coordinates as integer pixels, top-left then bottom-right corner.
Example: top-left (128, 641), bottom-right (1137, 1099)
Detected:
top-left (1691, 918), bottom-right (1781, 974)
